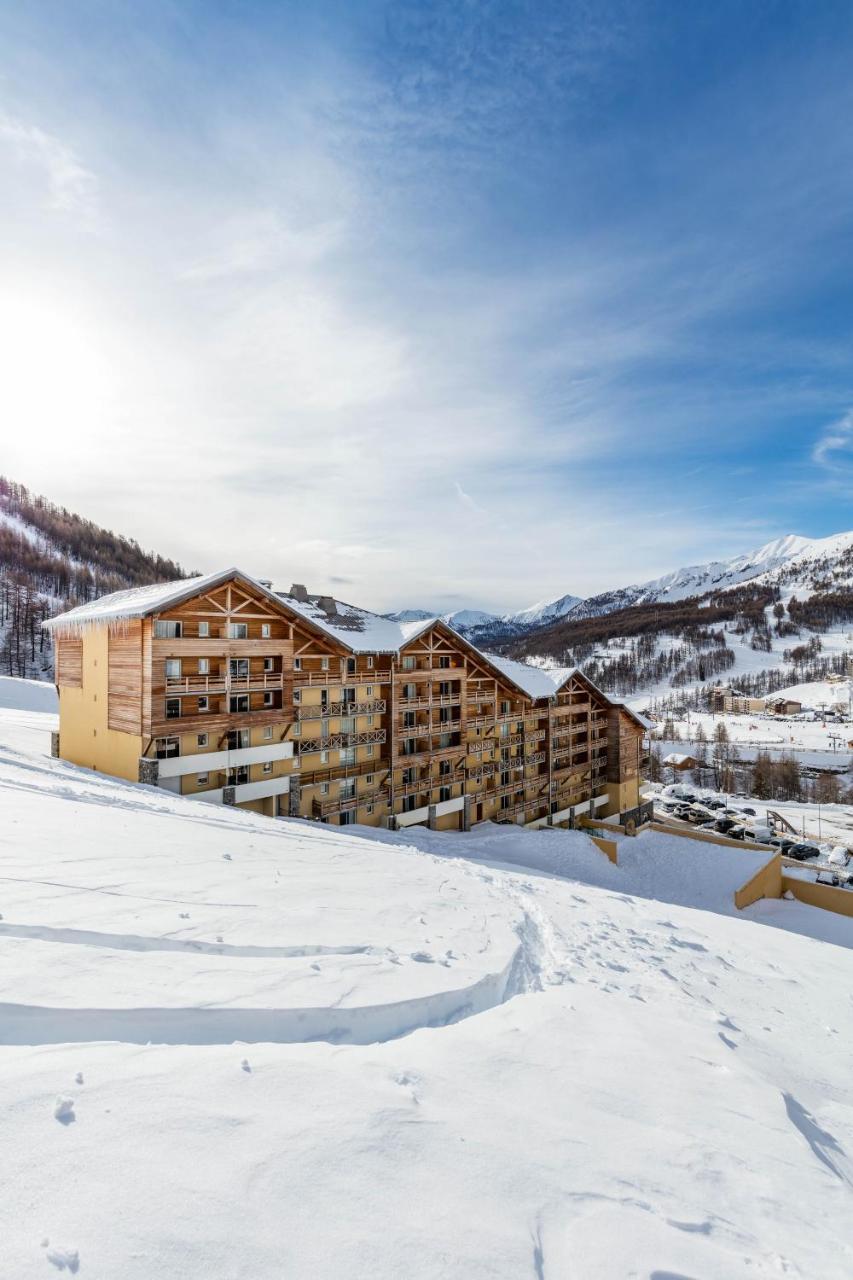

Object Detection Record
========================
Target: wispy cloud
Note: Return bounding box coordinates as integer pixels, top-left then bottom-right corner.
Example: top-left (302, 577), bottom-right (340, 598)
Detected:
top-left (812, 409), bottom-right (853, 469)
top-left (454, 480), bottom-right (485, 515)
top-left (0, 111), bottom-right (98, 220)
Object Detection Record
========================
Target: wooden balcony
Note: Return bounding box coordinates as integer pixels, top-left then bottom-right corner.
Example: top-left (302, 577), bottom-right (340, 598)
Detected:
top-left (296, 699), bottom-right (386, 719)
top-left (298, 761), bottom-right (389, 788)
top-left (396, 692), bottom-right (461, 709)
top-left (312, 788), bottom-right (389, 818)
top-left (298, 729), bottom-right (387, 753)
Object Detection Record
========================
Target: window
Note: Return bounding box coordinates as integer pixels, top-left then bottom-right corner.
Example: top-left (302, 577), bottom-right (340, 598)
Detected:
top-left (321, 782), bottom-right (330, 796)
top-left (197, 773), bottom-right (209, 785)
top-left (228, 729), bottom-right (250, 749)
top-left (198, 658), bottom-right (210, 675)
top-left (438, 655), bottom-right (450, 669)
top-left (293, 657), bottom-right (302, 671)
top-left (263, 692), bottom-right (274, 707)
top-left (366, 745), bottom-right (374, 757)
top-left (292, 722), bottom-right (301, 737)
top-left (403, 739), bottom-right (417, 756)
top-left (320, 750), bottom-right (329, 764)
top-left (438, 733), bottom-right (452, 749)
top-left (227, 766), bottom-right (249, 786)
top-left (198, 621), bottom-right (209, 638)
top-left (166, 699), bottom-right (180, 719)
top-left (262, 762), bottom-right (273, 774)
top-left (500, 794), bottom-right (511, 810)
top-left (155, 737), bottom-right (180, 759)
top-left (197, 733), bottom-right (208, 748)
top-left (165, 658), bottom-right (182, 680)
top-left (439, 759), bottom-right (451, 777)
top-left (154, 620), bottom-right (182, 638)
top-left (340, 747), bottom-right (356, 766)
top-left (230, 694), bottom-right (249, 713)
top-left (366, 715), bottom-right (373, 727)
top-left (500, 724), bottom-right (509, 738)
top-left (263, 726), bottom-right (273, 741)
top-left (321, 656), bottom-right (329, 671)
top-left (366, 804), bottom-right (374, 815)
top-left (402, 767), bottom-right (415, 786)
top-left (366, 774), bottom-right (374, 785)
top-left (261, 623), bottom-right (271, 638)
top-left (500, 700), bottom-right (510, 715)
top-left (230, 658), bottom-right (249, 678)
top-left (263, 657), bottom-right (274, 672)
top-left (366, 685), bottom-right (373, 697)
top-left (439, 786), bottom-right (451, 804)
top-left (293, 688), bottom-right (301, 703)
top-left (403, 711), bottom-right (416, 729)
top-left (198, 696), bottom-right (209, 713)
top-left (402, 795), bottom-right (417, 813)
top-left (403, 683), bottom-right (416, 699)
top-left (347, 657), bottom-right (356, 674)
top-left (228, 622), bottom-right (248, 640)
top-left (402, 656), bottom-right (415, 671)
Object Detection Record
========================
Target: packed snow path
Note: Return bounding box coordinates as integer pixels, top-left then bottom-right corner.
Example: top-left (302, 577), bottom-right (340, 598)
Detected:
top-left (2, 703), bottom-right (853, 1278)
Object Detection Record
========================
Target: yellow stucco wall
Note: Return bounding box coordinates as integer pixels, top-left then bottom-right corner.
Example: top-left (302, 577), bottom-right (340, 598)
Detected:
top-left (58, 629), bottom-right (142, 781)
top-left (604, 778), bottom-right (640, 817)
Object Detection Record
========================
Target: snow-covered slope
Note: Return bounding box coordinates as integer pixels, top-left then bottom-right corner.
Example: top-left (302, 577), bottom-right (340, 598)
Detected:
top-left (3, 703), bottom-right (853, 1277)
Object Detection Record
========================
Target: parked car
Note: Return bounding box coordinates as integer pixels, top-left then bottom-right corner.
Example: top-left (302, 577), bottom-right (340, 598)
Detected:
top-left (747, 826), bottom-right (774, 843)
top-left (714, 817), bottom-right (738, 834)
top-left (768, 836), bottom-right (795, 855)
top-left (726, 825), bottom-right (746, 841)
top-left (740, 807), bottom-right (757, 816)
top-left (704, 799), bottom-right (725, 810)
top-left (816, 871), bottom-right (840, 887)
top-left (786, 843), bottom-right (821, 862)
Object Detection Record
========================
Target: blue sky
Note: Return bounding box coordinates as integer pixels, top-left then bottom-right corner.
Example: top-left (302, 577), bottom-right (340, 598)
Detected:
top-left (2, 1), bottom-right (853, 612)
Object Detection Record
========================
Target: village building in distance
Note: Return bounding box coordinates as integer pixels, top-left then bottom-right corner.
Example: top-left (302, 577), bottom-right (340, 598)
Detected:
top-left (44, 569), bottom-right (650, 832)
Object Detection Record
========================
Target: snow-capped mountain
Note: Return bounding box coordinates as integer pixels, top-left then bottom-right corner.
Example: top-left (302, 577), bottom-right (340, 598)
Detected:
top-left (384, 606), bottom-right (503, 632)
top-left (389, 531), bottom-right (853, 643)
top-left (504, 592), bottom-right (584, 629)
top-left (568, 530), bottom-right (853, 621)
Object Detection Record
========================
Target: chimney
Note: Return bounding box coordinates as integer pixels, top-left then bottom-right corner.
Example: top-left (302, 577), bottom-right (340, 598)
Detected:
top-left (316, 595), bottom-right (338, 617)
top-left (289, 583), bottom-right (309, 602)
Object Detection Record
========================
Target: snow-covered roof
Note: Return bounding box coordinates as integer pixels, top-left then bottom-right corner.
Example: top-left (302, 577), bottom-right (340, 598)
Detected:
top-left (276, 592), bottom-right (439, 654)
top-left (42, 568), bottom-right (270, 633)
top-left (663, 752), bottom-right (695, 765)
top-left (479, 653), bottom-right (578, 700)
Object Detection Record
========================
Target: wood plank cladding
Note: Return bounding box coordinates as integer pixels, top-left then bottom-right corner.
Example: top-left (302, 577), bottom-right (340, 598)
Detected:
top-left (55, 636), bottom-right (83, 688)
top-left (108, 622), bottom-right (143, 733)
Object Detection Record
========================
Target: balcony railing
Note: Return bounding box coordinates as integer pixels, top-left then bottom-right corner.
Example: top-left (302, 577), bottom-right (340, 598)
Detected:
top-left (164, 672), bottom-right (285, 694)
top-left (296, 699), bottom-right (386, 719)
top-left (298, 729), bottom-right (387, 753)
top-left (312, 787), bottom-right (389, 818)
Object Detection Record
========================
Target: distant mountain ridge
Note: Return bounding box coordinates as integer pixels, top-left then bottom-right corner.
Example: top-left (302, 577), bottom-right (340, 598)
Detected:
top-left (389, 531), bottom-right (853, 644)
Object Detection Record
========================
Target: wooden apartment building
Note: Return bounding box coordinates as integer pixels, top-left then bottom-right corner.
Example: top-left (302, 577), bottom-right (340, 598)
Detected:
top-left (44, 569), bottom-right (649, 832)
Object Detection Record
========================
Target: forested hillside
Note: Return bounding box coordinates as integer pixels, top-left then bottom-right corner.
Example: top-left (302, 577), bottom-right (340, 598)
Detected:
top-left (0, 478), bottom-right (192, 678)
